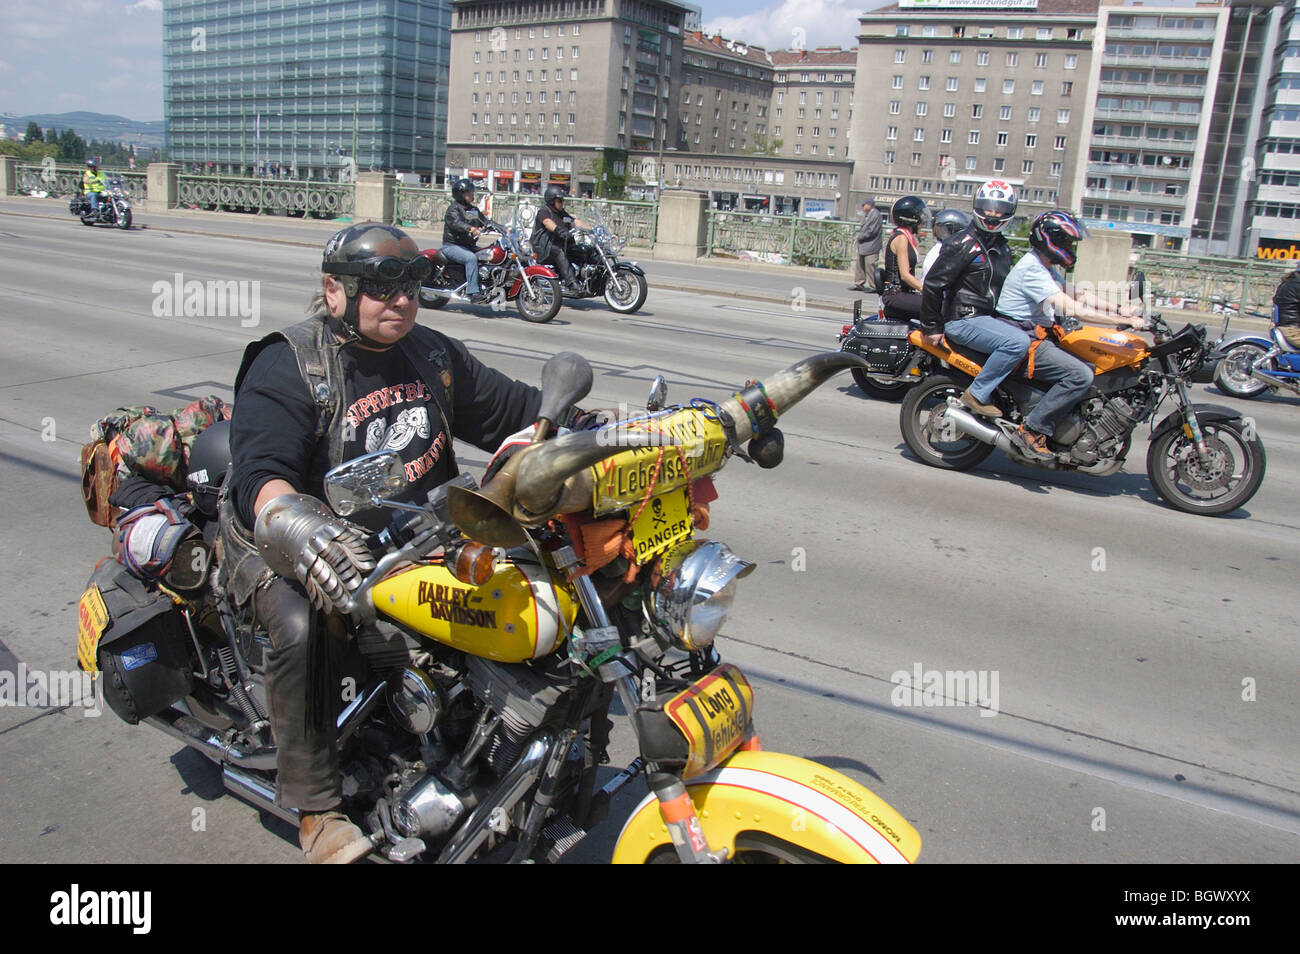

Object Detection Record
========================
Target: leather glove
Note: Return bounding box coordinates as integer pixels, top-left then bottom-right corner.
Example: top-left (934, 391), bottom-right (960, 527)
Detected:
top-left (254, 493), bottom-right (376, 613)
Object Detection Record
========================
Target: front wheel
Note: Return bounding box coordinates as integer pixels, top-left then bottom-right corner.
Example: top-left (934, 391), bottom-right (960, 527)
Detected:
top-left (604, 267), bottom-right (648, 314)
top-left (516, 276), bottom-right (562, 323)
top-left (419, 287), bottom-right (450, 309)
top-left (1213, 342), bottom-right (1270, 399)
top-left (80, 212), bottom-right (95, 226)
top-left (116, 206), bottom-right (132, 229)
top-left (851, 366), bottom-right (910, 401)
top-left (900, 374), bottom-right (995, 470)
top-left (1146, 419), bottom-right (1266, 516)
top-left (647, 833), bottom-right (836, 864)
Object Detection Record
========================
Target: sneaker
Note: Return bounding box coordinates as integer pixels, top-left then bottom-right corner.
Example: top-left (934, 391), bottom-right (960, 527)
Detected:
top-left (960, 388), bottom-right (1003, 418)
top-left (1010, 425), bottom-right (1054, 462)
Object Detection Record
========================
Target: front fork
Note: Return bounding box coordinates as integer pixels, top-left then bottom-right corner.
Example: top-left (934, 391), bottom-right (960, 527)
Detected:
top-left (559, 546), bottom-right (730, 864)
top-left (1173, 379), bottom-right (1211, 458)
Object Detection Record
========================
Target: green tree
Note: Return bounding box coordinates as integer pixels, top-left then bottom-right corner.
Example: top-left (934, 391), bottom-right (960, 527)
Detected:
top-left (24, 121), bottom-right (43, 143)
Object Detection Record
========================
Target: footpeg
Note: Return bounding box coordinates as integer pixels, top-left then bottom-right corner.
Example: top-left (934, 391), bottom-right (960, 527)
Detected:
top-left (542, 816), bottom-right (588, 863)
top-left (384, 836), bottom-right (427, 863)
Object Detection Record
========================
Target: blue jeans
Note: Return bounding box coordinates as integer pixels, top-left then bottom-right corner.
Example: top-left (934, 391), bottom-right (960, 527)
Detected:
top-left (441, 244), bottom-right (481, 294)
top-left (85, 191), bottom-right (101, 213)
top-left (944, 315), bottom-right (1030, 403)
top-left (1022, 339), bottom-right (1094, 437)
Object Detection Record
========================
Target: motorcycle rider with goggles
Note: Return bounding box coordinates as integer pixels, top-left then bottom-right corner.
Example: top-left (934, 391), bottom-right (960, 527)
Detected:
top-left (323, 254), bottom-right (433, 303)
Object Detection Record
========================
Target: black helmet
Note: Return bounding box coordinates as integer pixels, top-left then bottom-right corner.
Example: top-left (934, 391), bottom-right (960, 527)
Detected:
top-left (972, 180), bottom-right (1018, 234)
top-left (1029, 210), bottom-right (1088, 268)
top-left (544, 184), bottom-right (568, 207)
top-left (932, 208), bottom-right (971, 243)
top-left (86, 158), bottom-right (98, 168)
top-left (891, 195), bottom-right (927, 230)
top-left (321, 222), bottom-right (423, 284)
top-left (187, 420), bottom-right (231, 519)
top-left (452, 177), bottom-right (476, 203)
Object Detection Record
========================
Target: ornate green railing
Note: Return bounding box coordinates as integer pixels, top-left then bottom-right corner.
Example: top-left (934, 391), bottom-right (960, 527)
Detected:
top-left (17, 163), bottom-right (147, 202)
top-left (177, 174), bottom-right (354, 218)
top-left (1131, 250), bottom-right (1290, 313)
top-left (707, 211), bottom-right (856, 269)
top-left (395, 188), bottom-right (657, 248)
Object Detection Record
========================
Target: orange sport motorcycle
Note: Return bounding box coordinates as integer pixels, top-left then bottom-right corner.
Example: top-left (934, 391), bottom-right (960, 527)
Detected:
top-left (77, 352), bottom-right (921, 864)
top-left (890, 284), bottom-right (1265, 516)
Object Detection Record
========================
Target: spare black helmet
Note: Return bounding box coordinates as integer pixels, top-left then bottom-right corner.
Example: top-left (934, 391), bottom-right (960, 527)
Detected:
top-left (932, 208), bottom-right (971, 243)
top-left (187, 420), bottom-right (231, 519)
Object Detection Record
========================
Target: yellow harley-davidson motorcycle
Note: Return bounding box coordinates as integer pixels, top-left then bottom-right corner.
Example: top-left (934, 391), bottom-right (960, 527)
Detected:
top-left (76, 351), bottom-right (920, 864)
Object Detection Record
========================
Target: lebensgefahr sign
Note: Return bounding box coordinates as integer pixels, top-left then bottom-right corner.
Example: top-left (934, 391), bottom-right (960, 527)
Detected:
top-left (1256, 239), bottom-right (1300, 262)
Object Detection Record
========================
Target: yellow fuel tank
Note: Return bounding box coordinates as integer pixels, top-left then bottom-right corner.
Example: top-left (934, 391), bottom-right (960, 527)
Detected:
top-left (1056, 326), bottom-right (1150, 374)
top-left (371, 558), bottom-right (577, 662)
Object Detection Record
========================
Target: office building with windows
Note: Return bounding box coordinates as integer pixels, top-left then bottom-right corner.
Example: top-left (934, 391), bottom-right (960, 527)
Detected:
top-left (1243, 1), bottom-right (1300, 261)
top-left (851, 0), bottom-right (1098, 222)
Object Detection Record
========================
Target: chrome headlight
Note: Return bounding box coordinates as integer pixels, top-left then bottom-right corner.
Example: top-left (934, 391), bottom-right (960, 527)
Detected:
top-left (519, 239), bottom-right (535, 258)
top-left (644, 540), bottom-right (754, 652)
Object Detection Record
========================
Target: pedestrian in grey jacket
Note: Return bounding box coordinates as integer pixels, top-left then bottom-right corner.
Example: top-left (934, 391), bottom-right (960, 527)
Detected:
top-left (853, 197), bottom-right (883, 290)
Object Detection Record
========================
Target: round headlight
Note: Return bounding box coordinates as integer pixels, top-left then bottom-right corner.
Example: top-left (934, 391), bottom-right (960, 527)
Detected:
top-left (644, 539), bottom-right (754, 652)
top-left (520, 239), bottom-right (535, 258)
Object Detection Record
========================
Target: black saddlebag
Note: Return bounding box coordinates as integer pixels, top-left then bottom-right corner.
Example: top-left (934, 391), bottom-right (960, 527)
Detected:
top-left (841, 321), bottom-right (916, 376)
top-left (79, 559), bottom-right (194, 724)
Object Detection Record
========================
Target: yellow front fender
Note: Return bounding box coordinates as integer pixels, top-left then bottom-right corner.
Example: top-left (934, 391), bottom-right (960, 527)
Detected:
top-left (611, 750), bottom-right (921, 864)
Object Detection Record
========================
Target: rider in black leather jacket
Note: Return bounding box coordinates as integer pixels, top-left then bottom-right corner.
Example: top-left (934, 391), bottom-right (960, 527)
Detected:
top-left (919, 221), bottom-right (1013, 336)
top-left (443, 195), bottom-right (492, 251)
top-left (1275, 266), bottom-right (1300, 348)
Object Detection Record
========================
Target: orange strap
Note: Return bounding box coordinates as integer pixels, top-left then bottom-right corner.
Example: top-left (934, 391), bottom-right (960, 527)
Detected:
top-left (1025, 324), bottom-right (1048, 379)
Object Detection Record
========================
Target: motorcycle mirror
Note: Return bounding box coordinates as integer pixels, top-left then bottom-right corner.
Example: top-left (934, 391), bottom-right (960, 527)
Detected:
top-left (647, 375), bottom-right (668, 412)
top-left (532, 352), bottom-right (593, 442)
top-left (324, 451), bottom-right (407, 516)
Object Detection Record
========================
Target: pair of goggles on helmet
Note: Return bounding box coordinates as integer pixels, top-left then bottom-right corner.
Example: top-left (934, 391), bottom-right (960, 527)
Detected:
top-left (358, 277), bottom-right (422, 302)
top-left (324, 255), bottom-right (432, 283)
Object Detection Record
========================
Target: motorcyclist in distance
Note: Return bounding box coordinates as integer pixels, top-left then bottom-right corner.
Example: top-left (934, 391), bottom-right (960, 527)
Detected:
top-left (442, 178), bottom-right (492, 304)
top-left (82, 158), bottom-right (106, 216)
top-left (530, 186), bottom-right (590, 294)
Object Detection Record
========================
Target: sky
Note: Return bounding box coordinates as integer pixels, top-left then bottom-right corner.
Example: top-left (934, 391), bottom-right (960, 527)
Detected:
top-left (0, 0), bottom-right (883, 125)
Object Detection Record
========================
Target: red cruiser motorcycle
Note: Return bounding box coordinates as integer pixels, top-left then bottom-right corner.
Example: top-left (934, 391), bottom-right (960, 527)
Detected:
top-left (420, 223), bottom-right (563, 323)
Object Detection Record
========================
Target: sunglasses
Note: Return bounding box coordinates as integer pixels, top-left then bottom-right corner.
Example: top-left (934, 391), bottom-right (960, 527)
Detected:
top-left (358, 278), bottom-right (421, 302)
top-left (326, 255), bottom-right (433, 283)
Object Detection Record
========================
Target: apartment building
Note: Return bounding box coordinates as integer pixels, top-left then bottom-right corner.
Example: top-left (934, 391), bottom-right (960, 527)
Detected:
top-left (1075, 3), bottom-right (1230, 251)
top-left (445, 0), bottom-right (690, 196)
top-left (768, 47), bottom-right (857, 163)
top-left (852, 0), bottom-right (1098, 223)
top-left (163, 0), bottom-right (452, 181)
top-left (1246, 1), bottom-right (1300, 261)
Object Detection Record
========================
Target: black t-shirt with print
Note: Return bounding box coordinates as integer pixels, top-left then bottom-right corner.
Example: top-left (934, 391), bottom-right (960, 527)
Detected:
top-left (230, 329), bottom-right (542, 533)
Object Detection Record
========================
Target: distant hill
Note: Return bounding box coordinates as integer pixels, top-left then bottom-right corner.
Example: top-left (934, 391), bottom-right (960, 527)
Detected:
top-left (2, 111), bottom-right (164, 149)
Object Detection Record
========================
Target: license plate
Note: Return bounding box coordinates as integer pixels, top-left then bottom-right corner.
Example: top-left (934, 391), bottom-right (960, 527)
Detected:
top-left (76, 585), bottom-right (110, 674)
top-left (665, 664), bottom-right (754, 779)
top-left (629, 489), bottom-right (692, 564)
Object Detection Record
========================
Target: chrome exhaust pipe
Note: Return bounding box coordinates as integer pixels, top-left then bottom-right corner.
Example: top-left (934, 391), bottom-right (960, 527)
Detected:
top-left (1251, 367), bottom-right (1300, 395)
top-left (943, 402), bottom-right (1015, 454)
top-left (144, 708), bottom-right (277, 771)
top-left (437, 730), bottom-right (554, 864)
top-left (222, 765), bottom-right (299, 826)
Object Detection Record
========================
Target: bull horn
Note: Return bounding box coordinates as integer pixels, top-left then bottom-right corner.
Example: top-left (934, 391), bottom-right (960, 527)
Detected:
top-left (719, 351), bottom-right (869, 443)
top-left (513, 429), bottom-right (627, 516)
top-left (445, 454), bottom-right (528, 549)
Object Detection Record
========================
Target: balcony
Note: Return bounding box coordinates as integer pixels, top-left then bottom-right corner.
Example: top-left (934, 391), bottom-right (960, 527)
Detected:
top-left (1083, 186), bottom-right (1188, 205)
top-left (1106, 26), bottom-right (1218, 43)
top-left (1097, 81), bottom-right (1206, 98)
top-left (1094, 108), bottom-right (1202, 125)
top-left (1088, 162), bottom-right (1192, 179)
top-left (1102, 53), bottom-right (1211, 69)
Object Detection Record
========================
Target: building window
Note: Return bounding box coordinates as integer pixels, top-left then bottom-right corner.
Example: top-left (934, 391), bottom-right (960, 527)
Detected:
top-left (941, 128), bottom-right (952, 143)
top-left (997, 131), bottom-right (1008, 145)
top-left (1000, 105), bottom-right (1012, 120)
top-left (887, 126), bottom-right (898, 140)
top-left (1022, 159), bottom-right (1034, 174)
top-left (1031, 80), bottom-right (1044, 95)
top-left (1003, 79), bottom-right (1015, 94)
top-left (1050, 162), bottom-right (1062, 177)
top-left (1061, 81), bottom-right (1073, 96)
top-left (1037, 28), bottom-right (1052, 40)
top-left (974, 79), bottom-right (987, 93)
top-left (912, 152), bottom-right (923, 165)
top-left (914, 128), bottom-right (925, 141)
top-left (1006, 52), bottom-right (1019, 67)
top-left (1034, 53), bottom-right (1048, 68)
top-left (950, 50), bottom-right (962, 64)
top-left (916, 102), bottom-right (928, 116)
top-left (1064, 55), bottom-right (1078, 70)
top-left (943, 102), bottom-right (956, 117)
top-left (977, 51), bottom-right (990, 66)
top-left (969, 130), bottom-right (980, 144)
top-left (993, 157), bottom-right (1005, 172)
top-left (966, 156), bottom-right (978, 170)
top-left (1054, 136), bottom-right (1066, 150)
top-left (893, 75), bottom-right (903, 89)
top-left (474, 72), bottom-right (480, 83)
top-left (1027, 107), bottom-right (1040, 122)
top-left (885, 150), bottom-right (895, 163)
top-left (919, 76), bottom-right (930, 90)
top-left (1057, 108), bottom-right (1070, 124)
top-left (971, 104), bottom-right (983, 118)
top-left (895, 49), bottom-right (906, 63)
top-left (1008, 27), bottom-right (1023, 39)
top-left (947, 76), bottom-right (959, 92)
top-left (1025, 134), bottom-right (1037, 148)
top-left (922, 50), bottom-right (933, 63)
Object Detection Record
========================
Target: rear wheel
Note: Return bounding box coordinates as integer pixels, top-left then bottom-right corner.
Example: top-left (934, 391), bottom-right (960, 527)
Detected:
top-left (900, 374), bottom-right (995, 470)
top-left (80, 213), bottom-right (95, 226)
top-left (1213, 342), bottom-right (1270, 399)
top-left (851, 367), bottom-right (910, 401)
top-left (604, 267), bottom-right (648, 313)
top-left (516, 275), bottom-right (562, 323)
top-left (1146, 419), bottom-right (1266, 517)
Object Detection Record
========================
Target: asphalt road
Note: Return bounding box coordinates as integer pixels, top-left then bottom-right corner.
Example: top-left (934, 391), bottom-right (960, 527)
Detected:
top-left (0, 204), bottom-right (1297, 865)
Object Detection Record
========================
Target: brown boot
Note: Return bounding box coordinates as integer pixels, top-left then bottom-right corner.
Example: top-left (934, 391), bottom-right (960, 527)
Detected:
top-left (299, 810), bottom-right (372, 865)
top-left (1010, 425), bottom-right (1054, 462)
top-left (960, 388), bottom-right (1003, 418)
